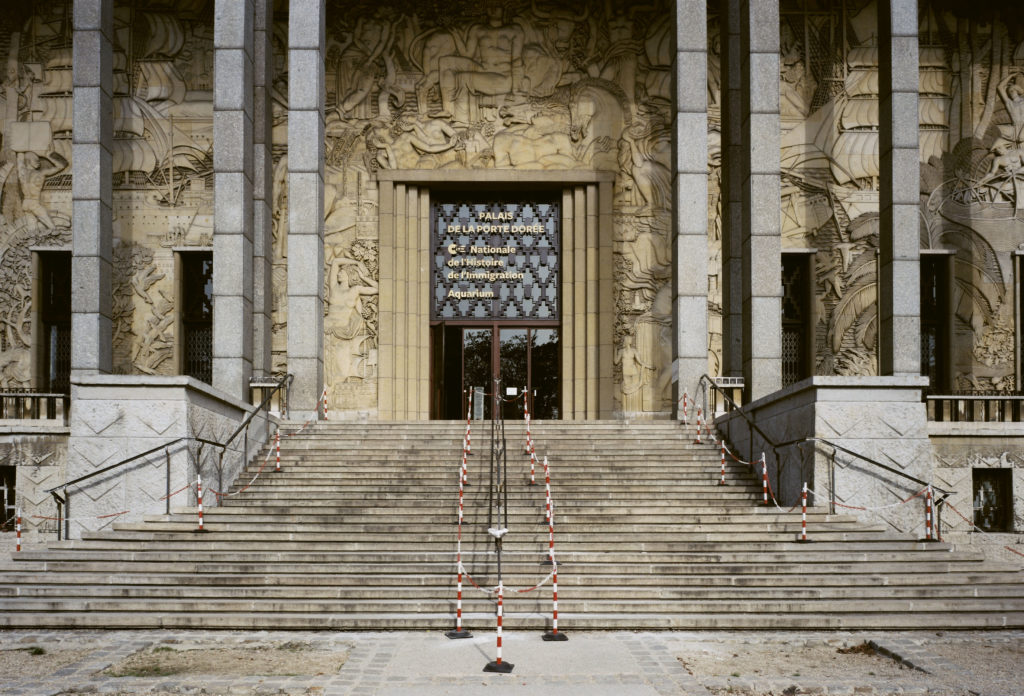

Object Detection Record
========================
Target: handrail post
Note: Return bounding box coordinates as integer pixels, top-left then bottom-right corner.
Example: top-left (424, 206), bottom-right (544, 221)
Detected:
top-left (63, 486), bottom-right (70, 540)
top-left (828, 449), bottom-right (836, 515)
top-left (165, 447), bottom-right (171, 515)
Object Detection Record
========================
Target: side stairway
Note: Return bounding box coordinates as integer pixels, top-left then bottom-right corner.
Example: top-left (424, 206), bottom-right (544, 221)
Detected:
top-left (1, 421), bottom-right (1023, 630)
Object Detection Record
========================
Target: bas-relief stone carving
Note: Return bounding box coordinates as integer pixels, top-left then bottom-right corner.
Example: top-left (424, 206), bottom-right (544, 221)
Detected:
top-left (766, 2), bottom-right (1024, 391)
top-left (319, 0), bottom-right (675, 414)
top-left (0, 3), bottom-right (214, 387)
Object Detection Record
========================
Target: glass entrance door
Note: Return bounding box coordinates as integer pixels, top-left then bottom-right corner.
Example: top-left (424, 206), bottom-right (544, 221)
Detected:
top-left (431, 324), bottom-right (559, 420)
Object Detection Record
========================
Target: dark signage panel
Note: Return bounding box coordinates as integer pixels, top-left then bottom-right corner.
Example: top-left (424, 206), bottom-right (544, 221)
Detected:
top-left (432, 197), bottom-right (560, 320)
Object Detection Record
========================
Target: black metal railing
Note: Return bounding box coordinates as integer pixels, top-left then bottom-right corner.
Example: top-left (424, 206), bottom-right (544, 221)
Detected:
top-left (45, 374), bottom-right (291, 539)
top-left (698, 374), bottom-right (950, 537)
top-left (925, 392), bottom-right (1024, 423)
top-left (0, 389), bottom-right (70, 423)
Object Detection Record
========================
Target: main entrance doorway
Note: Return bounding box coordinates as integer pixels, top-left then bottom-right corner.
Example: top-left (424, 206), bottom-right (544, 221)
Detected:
top-left (431, 324), bottom-right (560, 419)
top-left (429, 193), bottom-right (561, 420)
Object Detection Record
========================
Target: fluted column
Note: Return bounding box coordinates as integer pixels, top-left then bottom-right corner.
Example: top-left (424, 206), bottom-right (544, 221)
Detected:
top-left (672, 0), bottom-right (710, 415)
top-left (740, 0), bottom-right (782, 401)
top-left (878, 0), bottom-right (921, 376)
top-left (286, 0), bottom-right (325, 419)
top-left (71, 0), bottom-right (113, 377)
top-left (252, 0), bottom-right (274, 377)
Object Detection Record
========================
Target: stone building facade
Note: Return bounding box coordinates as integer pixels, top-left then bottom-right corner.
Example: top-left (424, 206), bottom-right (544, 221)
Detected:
top-left (0, 0), bottom-right (1021, 558)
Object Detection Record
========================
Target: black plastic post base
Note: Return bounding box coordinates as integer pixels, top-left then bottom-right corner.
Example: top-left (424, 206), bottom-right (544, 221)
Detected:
top-left (526, 481), bottom-right (536, 486)
top-left (795, 537), bottom-right (812, 543)
top-left (446, 629), bottom-right (473, 639)
top-left (484, 660), bottom-right (514, 673)
top-left (193, 528), bottom-right (208, 533)
top-left (919, 537), bottom-right (940, 543)
top-left (541, 557), bottom-right (553, 565)
top-left (717, 481), bottom-right (727, 486)
top-left (542, 631), bottom-right (569, 642)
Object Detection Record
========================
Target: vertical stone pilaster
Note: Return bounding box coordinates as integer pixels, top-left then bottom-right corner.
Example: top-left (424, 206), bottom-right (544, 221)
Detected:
top-left (672, 0), bottom-right (709, 415)
top-left (71, 0), bottom-right (113, 377)
top-left (740, 0), bottom-right (782, 401)
top-left (286, 0), bottom-right (325, 419)
top-left (213, 0), bottom-right (255, 400)
top-left (720, 0), bottom-right (744, 378)
top-left (878, 0), bottom-right (921, 377)
top-left (252, 0), bottom-right (274, 377)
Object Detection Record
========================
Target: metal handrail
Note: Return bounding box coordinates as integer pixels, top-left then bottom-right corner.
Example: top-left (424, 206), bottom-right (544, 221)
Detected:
top-left (698, 374), bottom-right (949, 537)
top-left (43, 374), bottom-right (291, 539)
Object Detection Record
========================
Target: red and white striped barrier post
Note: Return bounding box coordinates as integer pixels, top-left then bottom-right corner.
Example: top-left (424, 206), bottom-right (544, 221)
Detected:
top-left (543, 556), bottom-right (569, 641)
top-left (447, 457), bottom-right (472, 639)
top-left (523, 389), bottom-right (531, 453)
top-left (717, 440), bottom-right (726, 485)
top-left (797, 482), bottom-right (811, 542)
top-left (484, 582), bottom-right (514, 672)
top-left (15, 508), bottom-right (21, 552)
top-left (321, 386), bottom-right (329, 420)
top-left (542, 456), bottom-right (552, 527)
top-left (274, 430), bottom-right (281, 473)
top-left (693, 407), bottom-right (704, 444)
top-left (465, 389), bottom-right (473, 456)
top-left (761, 456), bottom-right (769, 506)
top-left (195, 474), bottom-right (207, 532)
top-left (923, 484), bottom-right (935, 541)
top-left (681, 389), bottom-right (689, 424)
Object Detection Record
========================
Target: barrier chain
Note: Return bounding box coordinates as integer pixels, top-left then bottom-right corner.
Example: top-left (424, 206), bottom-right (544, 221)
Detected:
top-left (942, 500), bottom-right (1024, 559)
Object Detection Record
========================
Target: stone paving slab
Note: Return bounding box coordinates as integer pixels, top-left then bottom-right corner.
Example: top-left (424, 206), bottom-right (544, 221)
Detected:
top-left (0, 629), bottom-right (1021, 695)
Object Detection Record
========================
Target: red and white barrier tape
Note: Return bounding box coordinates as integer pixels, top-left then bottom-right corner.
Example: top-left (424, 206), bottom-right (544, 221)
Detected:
top-left (943, 501), bottom-right (1024, 558)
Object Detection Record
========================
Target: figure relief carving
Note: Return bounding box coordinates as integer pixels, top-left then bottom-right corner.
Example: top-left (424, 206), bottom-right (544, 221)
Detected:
top-left (111, 244), bottom-right (174, 376)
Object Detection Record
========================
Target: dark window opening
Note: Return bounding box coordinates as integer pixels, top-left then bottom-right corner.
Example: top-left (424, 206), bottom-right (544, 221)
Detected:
top-left (921, 256), bottom-right (948, 394)
top-left (39, 252), bottom-right (71, 394)
top-left (1, 465), bottom-right (14, 531)
top-left (781, 254), bottom-right (812, 388)
top-left (972, 468), bottom-right (1014, 533)
top-left (181, 252), bottom-right (213, 385)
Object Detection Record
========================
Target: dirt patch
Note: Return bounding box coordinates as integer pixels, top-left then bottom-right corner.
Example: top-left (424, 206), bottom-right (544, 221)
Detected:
top-left (104, 640), bottom-right (348, 678)
top-left (678, 640), bottom-right (918, 682)
top-left (0, 645), bottom-right (96, 680)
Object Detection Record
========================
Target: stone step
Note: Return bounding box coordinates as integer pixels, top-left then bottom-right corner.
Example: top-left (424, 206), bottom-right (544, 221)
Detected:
top-left (3, 610), bottom-right (1023, 630)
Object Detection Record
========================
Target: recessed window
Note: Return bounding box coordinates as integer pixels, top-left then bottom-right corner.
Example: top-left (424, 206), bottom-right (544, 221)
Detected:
top-left (781, 253), bottom-right (812, 387)
top-left (972, 468), bottom-right (1014, 533)
top-left (38, 251), bottom-right (71, 393)
top-left (180, 252), bottom-right (213, 384)
top-left (921, 255), bottom-right (949, 394)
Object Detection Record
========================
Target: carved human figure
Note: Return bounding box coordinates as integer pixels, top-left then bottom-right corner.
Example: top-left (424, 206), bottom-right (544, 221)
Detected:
top-left (983, 143), bottom-right (1024, 209)
top-left (997, 73), bottom-right (1024, 140)
top-left (327, 256), bottom-right (378, 382)
top-left (616, 333), bottom-right (652, 412)
top-left (16, 151), bottom-right (67, 229)
top-left (337, 9), bottom-right (394, 119)
top-left (435, 5), bottom-right (524, 124)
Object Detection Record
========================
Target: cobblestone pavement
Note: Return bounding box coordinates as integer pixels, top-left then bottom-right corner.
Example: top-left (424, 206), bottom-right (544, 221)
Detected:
top-left (0, 629), bottom-right (1022, 696)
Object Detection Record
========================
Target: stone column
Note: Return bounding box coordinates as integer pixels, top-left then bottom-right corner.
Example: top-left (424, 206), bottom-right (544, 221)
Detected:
top-left (71, 0), bottom-right (113, 377)
top-left (740, 0), bottom-right (782, 401)
top-left (878, 0), bottom-right (920, 376)
top-left (672, 0), bottom-right (710, 416)
top-left (286, 0), bottom-right (325, 419)
top-left (252, 0), bottom-right (274, 377)
top-left (720, 0), bottom-right (744, 378)
top-left (212, 0), bottom-right (255, 400)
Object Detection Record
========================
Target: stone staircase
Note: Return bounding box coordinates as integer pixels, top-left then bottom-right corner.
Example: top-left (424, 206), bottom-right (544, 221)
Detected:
top-left (1, 420), bottom-right (1023, 629)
